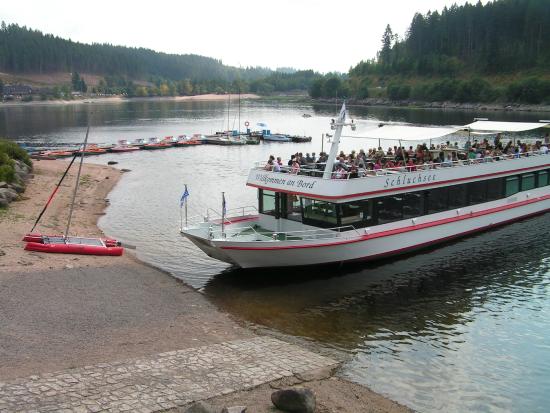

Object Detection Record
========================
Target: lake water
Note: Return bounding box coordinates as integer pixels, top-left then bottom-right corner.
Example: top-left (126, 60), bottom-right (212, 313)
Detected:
top-left (3, 99), bottom-right (549, 412)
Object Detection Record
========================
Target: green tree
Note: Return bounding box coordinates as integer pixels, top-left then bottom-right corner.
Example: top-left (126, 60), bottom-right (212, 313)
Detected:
top-left (380, 24), bottom-right (394, 67)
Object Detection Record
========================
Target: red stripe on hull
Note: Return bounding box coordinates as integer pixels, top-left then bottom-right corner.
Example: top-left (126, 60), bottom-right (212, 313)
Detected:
top-left (221, 194), bottom-right (550, 251)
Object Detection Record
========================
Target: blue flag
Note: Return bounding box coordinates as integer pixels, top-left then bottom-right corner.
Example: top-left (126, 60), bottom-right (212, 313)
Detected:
top-left (222, 192), bottom-right (227, 215)
top-left (180, 185), bottom-right (189, 208)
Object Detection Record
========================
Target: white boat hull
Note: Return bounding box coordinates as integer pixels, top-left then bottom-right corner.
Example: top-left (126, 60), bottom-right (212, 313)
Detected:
top-left (182, 190), bottom-right (550, 268)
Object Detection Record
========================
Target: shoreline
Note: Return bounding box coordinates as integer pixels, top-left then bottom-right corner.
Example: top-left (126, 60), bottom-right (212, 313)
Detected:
top-left (0, 159), bottom-right (411, 412)
top-left (314, 97), bottom-right (550, 113)
top-left (0, 93), bottom-right (261, 108)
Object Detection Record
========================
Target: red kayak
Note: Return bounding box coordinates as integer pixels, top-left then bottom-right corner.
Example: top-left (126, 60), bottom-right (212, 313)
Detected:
top-left (23, 235), bottom-right (123, 256)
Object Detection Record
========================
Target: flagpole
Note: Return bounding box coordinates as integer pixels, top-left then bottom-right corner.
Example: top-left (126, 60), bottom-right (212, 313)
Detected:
top-left (185, 194), bottom-right (188, 228)
top-left (221, 191), bottom-right (225, 237)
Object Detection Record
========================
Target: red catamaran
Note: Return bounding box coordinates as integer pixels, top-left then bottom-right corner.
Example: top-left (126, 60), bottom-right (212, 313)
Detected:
top-left (23, 123), bottom-right (124, 256)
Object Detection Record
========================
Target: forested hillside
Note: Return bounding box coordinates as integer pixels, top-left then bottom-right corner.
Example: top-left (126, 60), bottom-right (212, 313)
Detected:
top-left (312, 0), bottom-right (550, 104)
top-left (0, 22), bottom-right (321, 98)
top-left (0, 22), bottom-right (271, 81)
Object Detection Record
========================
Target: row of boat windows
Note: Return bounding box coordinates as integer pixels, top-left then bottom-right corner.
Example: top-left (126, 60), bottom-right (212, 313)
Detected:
top-left (259, 169), bottom-right (550, 228)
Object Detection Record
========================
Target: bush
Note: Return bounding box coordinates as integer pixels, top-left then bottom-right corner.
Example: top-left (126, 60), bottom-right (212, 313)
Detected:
top-left (0, 139), bottom-right (32, 167)
top-left (387, 82), bottom-right (410, 100)
top-left (506, 77), bottom-right (550, 104)
top-left (0, 152), bottom-right (16, 183)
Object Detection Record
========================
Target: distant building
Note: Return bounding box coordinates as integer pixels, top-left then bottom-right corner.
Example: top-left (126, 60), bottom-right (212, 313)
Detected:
top-left (3, 84), bottom-right (33, 96)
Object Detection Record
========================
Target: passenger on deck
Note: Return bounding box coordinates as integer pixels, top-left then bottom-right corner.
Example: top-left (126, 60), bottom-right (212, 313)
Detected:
top-left (406, 158), bottom-right (416, 171)
top-left (290, 158), bottom-right (300, 174)
top-left (264, 155), bottom-right (275, 171)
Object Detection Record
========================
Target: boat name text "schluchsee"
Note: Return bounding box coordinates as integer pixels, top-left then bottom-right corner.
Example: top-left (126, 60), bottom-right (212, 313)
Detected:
top-left (384, 172), bottom-right (437, 188)
top-left (254, 173), bottom-right (316, 189)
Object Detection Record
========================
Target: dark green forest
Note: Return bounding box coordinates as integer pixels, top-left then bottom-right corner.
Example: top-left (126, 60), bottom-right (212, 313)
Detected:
top-left (0, 22), bottom-right (319, 97)
top-left (312, 0), bottom-right (550, 104)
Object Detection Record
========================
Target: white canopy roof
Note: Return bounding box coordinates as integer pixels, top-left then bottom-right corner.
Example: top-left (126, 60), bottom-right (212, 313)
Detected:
top-left (357, 125), bottom-right (459, 142)
top-left (464, 121), bottom-right (550, 133)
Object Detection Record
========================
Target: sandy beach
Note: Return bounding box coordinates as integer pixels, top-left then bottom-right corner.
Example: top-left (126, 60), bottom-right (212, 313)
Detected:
top-left (0, 160), bottom-right (411, 412)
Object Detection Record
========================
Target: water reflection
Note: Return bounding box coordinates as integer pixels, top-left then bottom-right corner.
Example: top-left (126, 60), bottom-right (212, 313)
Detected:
top-left (204, 214), bottom-right (550, 412)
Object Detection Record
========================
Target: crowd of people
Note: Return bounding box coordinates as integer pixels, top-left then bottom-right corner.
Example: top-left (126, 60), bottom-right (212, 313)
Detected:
top-left (263, 132), bottom-right (550, 178)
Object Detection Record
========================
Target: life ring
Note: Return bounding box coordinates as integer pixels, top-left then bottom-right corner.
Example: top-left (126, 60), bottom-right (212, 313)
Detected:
top-left (244, 121), bottom-right (250, 127)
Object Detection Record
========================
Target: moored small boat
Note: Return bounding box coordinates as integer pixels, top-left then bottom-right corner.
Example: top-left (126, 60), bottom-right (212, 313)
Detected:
top-left (40, 150), bottom-right (76, 158)
top-left (130, 138), bottom-right (147, 148)
top-left (162, 136), bottom-right (178, 146)
top-left (263, 133), bottom-right (292, 142)
top-left (109, 140), bottom-right (141, 153)
top-left (174, 134), bottom-right (202, 146)
top-left (75, 144), bottom-right (108, 156)
top-left (142, 137), bottom-right (172, 150)
top-left (291, 135), bottom-right (313, 143)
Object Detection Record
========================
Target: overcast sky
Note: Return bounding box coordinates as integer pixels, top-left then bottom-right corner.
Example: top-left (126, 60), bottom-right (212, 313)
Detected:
top-left (2, 0), bottom-right (485, 73)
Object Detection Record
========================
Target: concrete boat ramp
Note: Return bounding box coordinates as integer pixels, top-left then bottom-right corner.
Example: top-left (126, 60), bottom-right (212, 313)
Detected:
top-left (0, 337), bottom-right (337, 412)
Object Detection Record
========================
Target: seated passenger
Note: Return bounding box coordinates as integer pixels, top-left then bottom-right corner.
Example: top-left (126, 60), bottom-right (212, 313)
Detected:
top-left (290, 159), bottom-right (301, 174)
top-left (406, 158), bottom-right (416, 172)
top-left (442, 154), bottom-right (453, 167)
top-left (334, 165), bottom-right (348, 179)
top-left (264, 155), bottom-right (275, 170)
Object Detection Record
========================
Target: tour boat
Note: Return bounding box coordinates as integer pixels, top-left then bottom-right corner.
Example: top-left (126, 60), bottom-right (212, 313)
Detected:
top-left (181, 104), bottom-right (550, 269)
top-left (109, 140), bottom-right (141, 153)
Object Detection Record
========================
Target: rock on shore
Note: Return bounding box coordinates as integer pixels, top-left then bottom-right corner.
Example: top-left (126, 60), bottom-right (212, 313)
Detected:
top-left (0, 159), bottom-right (31, 207)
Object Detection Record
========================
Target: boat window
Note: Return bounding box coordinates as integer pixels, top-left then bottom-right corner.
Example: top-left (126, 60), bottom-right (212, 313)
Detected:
top-left (259, 190), bottom-right (276, 215)
top-left (448, 184), bottom-right (468, 208)
top-left (521, 173), bottom-right (536, 191)
top-left (426, 187), bottom-right (449, 214)
top-left (537, 171), bottom-right (548, 187)
top-left (376, 195), bottom-right (403, 224)
top-left (486, 178), bottom-right (504, 201)
top-left (284, 194), bottom-right (302, 222)
top-left (340, 200), bottom-right (375, 227)
top-left (505, 176), bottom-right (520, 196)
top-left (468, 180), bottom-right (488, 205)
top-left (302, 198), bottom-right (338, 228)
top-left (402, 192), bottom-right (424, 219)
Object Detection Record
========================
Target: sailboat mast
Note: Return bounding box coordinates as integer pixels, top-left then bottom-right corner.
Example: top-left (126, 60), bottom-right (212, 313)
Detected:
top-left (227, 93), bottom-right (231, 133)
top-left (64, 122), bottom-right (90, 238)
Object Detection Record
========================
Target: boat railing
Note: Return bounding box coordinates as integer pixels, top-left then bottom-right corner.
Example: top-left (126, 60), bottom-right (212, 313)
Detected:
top-left (254, 149), bottom-right (549, 180)
top-left (183, 205), bottom-right (258, 227)
top-left (209, 224), bottom-right (362, 242)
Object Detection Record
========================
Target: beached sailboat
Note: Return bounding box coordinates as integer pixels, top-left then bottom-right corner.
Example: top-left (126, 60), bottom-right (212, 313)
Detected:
top-left (23, 124), bottom-right (124, 256)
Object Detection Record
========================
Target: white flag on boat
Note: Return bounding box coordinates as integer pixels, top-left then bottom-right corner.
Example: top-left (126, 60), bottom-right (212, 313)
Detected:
top-left (339, 102), bottom-right (347, 122)
top-left (180, 185), bottom-right (189, 208)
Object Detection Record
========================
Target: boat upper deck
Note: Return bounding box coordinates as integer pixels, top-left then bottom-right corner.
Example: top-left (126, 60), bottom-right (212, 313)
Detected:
top-left (247, 149), bottom-right (550, 202)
